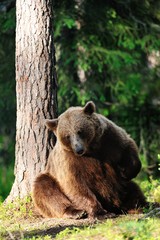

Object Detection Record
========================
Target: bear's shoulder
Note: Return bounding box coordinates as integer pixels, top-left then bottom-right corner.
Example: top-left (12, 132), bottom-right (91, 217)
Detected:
top-left (95, 113), bottom-right (129, 141)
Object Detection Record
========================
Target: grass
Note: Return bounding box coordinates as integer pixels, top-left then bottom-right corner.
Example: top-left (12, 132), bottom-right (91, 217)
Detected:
top-left (56, 217), bottom-right (160, 240)
top-left (0, 180), bottom-right (160, 239)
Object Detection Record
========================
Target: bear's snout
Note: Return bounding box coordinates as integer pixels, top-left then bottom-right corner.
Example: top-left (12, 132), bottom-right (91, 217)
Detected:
top-left (70, 135), bottom-right (86, 156)
top-left (74, 145), bottom-right (85, 155)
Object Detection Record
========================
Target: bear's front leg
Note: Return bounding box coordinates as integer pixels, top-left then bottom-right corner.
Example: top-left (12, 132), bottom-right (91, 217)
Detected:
top-left (82, 197), bottom-right (115, 219)
top-left (85, 198), bottom-right (107, 219)
top-left (119, 141), bottom-right (141, 180)
top-left (67, 183), bottom-right (108, 219)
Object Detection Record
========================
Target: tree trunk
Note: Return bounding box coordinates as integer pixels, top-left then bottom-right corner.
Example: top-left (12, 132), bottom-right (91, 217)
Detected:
top-left (7, 0), bottom-right (57, 200)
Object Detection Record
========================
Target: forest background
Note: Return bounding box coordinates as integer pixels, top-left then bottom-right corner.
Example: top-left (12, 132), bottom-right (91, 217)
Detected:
top-left (0, 0), bottom-right (160, 201)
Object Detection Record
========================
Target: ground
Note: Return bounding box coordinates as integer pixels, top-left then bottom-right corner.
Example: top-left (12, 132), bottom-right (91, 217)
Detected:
top-left (0, 198), bottom-right (160, 240)
top-left (1, 179), bottom-right (160, 239)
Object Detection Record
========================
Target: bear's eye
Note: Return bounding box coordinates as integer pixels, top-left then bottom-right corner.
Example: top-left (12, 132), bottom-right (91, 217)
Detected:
top-left (65, 135), bottom-right (70, 141)
top-left (77, 130), bottom-right (85, 138)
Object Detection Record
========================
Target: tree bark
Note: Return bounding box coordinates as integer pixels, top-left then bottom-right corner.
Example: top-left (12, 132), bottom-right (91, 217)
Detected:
top-left (7, 0), bottom-right (57, 200)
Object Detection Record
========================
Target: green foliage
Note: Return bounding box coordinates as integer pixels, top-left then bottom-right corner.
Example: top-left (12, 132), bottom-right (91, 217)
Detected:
top-left (54, 0), bottom-right (160, 179)
top-left (0, 163), bottom-right (14, 201)
top-left (140, 178), bottom-right (160, 203)
top-left (0, 8), bottom-right (15, 33)
top-left (0, 0), bottom-right (160, 200)
top-left (0, 4), bottom-right (16, 200)
top-left (54, 0), bottom-right (160, 109)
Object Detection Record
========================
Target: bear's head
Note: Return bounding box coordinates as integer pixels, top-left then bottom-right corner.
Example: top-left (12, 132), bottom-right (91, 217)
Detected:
top-left (45, 101), bottom-right (103, 156)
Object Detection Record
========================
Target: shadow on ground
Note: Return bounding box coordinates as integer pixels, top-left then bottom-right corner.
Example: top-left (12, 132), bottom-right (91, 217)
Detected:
top-left (24, 224), bottom-right (85, 239)
top-left (2, 218), bottom-right (94, 239)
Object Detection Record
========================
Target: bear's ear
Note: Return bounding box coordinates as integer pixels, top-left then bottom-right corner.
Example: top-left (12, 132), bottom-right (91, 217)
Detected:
top-left (83, 101), bottom-right (96, 115)
top-left (45, 119), bottom-right (58, 131)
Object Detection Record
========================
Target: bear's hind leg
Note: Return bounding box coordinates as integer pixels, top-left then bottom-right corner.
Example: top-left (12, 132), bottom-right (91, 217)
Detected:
top-left (32, 173), bottom-right (86, 219)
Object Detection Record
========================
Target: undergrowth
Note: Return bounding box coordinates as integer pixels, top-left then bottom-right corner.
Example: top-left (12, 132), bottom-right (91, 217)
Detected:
top-left (0, 179), bottom-right (159, 240)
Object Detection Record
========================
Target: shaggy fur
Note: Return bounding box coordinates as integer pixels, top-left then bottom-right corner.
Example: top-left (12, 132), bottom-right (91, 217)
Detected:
top-left (32, 101), bottom-right (146, 219)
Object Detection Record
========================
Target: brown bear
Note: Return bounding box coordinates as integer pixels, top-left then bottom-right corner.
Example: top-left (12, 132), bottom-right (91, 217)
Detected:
top-left (32, 101), bottom-right (147, 219)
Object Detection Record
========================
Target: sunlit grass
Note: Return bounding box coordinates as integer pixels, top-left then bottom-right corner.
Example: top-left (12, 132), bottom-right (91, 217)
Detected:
top-left (56, 217), bottom-right (160, 240)
top-left (0, 179), bottom-right (159, 239)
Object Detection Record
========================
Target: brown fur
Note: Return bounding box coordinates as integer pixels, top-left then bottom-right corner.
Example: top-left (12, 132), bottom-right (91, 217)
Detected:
top-left (32, 101), bottom-right (147, 219)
